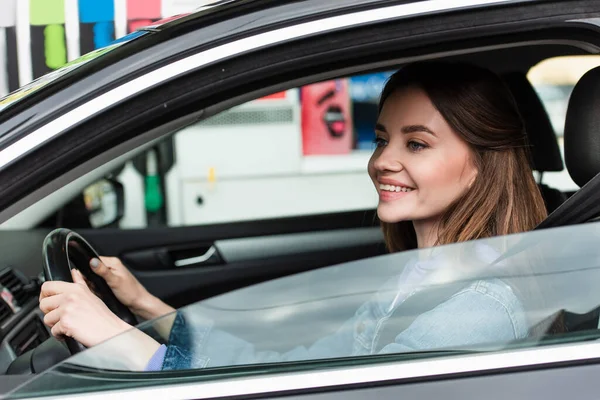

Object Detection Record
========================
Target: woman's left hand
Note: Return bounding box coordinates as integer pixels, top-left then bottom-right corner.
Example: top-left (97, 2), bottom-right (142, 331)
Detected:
top-left (39, 268), bottom-right (132, 348)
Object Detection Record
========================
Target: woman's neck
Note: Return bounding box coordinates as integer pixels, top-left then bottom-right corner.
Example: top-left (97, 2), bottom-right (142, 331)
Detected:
top-left (413, 218), bottom-right (440, 249)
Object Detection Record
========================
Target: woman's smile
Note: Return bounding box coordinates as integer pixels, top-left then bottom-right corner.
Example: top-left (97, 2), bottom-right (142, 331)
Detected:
top-left (378, 180), bottom-right (415, 201)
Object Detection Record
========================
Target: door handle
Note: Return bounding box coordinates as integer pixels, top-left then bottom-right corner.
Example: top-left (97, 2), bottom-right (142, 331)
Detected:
top-left (174, 245), bottom-right (219, 267)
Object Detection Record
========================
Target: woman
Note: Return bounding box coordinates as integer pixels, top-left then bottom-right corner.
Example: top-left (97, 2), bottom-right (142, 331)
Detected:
top-left (39, 62), bottom-right (548, 371)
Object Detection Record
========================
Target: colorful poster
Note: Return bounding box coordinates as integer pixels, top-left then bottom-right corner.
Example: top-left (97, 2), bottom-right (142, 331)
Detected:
top-left (127, 0), bottom-right (161, 20)
top-left (79, 0), bottom-right (115, 54)
top-left (29, 0), bottom-right (67, 77)
top-left (126, 0), bottom-right (161, 34)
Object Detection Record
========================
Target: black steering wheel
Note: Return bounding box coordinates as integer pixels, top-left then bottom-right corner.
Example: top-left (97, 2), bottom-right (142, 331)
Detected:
top-left (42, 229), bottom-right (137, 354)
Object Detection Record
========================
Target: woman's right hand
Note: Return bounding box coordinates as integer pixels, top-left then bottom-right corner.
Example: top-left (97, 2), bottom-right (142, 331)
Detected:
top-left (89, 257), bottom-right (174, 321)
top-left (40, 268), bottom-right (161, 370)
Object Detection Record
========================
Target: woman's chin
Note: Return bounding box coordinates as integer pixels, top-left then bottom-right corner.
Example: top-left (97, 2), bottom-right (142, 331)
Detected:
top-left (376, 208), bottom-right (412, 224)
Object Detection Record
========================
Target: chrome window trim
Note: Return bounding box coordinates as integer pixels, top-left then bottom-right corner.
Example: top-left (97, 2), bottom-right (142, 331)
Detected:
top-left (26, 340), bottom-right (600, 400)
top-left (0, 0), bottom-right (518, 170)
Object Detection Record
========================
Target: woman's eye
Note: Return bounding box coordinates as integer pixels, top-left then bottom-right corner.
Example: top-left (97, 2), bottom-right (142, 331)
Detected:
top-left (373, 137), bottom-right (388, 148)
top-left (408, 140), bottom-right (428, 152)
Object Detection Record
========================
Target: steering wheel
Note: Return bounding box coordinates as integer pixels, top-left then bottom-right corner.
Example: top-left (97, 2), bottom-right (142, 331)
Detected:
top-left (42, 228), bottom-right (137, 354)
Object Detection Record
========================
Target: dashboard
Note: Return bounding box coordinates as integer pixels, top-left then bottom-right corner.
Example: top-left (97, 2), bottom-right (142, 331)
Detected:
top-left (0, 267), bottom-right (46, 374)
top-left (0, 230), bottom-right (60, 375)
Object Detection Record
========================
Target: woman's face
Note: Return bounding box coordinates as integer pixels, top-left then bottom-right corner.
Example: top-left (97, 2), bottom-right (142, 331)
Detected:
top-left (368, 86), bottom-right (477, 225)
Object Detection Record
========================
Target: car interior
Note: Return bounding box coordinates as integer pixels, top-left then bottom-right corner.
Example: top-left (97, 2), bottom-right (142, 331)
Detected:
top-left (2, 32), bottom-right (600, 383)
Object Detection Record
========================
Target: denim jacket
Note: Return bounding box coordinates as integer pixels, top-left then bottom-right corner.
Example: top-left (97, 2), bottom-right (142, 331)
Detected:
top-left (155, 268), bottom-right (527, 370)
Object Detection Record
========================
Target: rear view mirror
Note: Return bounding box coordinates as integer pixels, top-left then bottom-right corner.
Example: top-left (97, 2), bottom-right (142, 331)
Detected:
top-left (83, 179), bottom-right (125, 228)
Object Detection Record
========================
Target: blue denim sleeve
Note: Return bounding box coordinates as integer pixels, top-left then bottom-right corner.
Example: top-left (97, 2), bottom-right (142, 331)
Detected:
top-left (160, 309), bottom-right (360, 370)
top-left (145, 344), bottom-right (167, 371)
top-left (378, 280), bottom-right (528, 354)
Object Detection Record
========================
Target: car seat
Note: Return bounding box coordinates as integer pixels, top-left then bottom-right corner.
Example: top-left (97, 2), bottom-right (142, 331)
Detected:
top-left (537, 65), bottom-right (600, 229)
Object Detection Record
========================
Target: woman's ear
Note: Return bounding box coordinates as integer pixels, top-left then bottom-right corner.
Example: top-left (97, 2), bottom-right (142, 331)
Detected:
top-left (468, 174), bottom-right (476, 189)
top-left (467, 167), bottom-right (478, 189)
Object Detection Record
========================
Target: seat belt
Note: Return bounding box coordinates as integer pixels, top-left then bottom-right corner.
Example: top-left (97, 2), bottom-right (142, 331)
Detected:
top-left (536, 170), bottom-right (600, 230)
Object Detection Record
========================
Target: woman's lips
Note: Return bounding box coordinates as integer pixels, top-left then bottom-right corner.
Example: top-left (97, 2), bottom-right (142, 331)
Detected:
top-left (379, 189), bottom-right (414, 201)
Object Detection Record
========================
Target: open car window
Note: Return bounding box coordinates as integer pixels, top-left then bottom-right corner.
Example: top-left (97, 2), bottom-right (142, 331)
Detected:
top-left (8, 221), bottom-right (600, 398)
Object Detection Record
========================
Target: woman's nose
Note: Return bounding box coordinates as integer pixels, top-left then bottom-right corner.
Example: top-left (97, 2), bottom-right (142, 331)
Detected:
top-left (373, 146), bottom-right (403, 172)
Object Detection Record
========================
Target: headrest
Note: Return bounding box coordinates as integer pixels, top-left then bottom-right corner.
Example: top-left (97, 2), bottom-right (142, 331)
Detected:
top-left (502, 72), bottom-right (563, 172)
top-left (565, 66), bottom-right (600, 187)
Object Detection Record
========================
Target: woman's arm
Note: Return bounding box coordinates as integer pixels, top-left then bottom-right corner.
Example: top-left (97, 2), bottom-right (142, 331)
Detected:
top-left (132, 294), bottom-right (177, 340)
top-left (159, 310), bottom-right (359, 370)
top-left (158, 300), bottom-right (385, 370)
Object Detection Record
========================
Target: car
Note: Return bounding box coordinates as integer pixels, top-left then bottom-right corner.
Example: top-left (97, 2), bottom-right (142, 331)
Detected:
top-left (0, 0), bottom-right (600, 398)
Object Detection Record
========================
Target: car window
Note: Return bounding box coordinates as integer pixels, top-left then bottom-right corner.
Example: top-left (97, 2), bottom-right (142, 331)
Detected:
top-left (527, 55), bottom-right (600, 192)
top-left (7, 61), bottom-right (587, 231)
top-left (8, 222), bottom-right (600, 397)
top-left (34, 72), bottom-right (393, 230)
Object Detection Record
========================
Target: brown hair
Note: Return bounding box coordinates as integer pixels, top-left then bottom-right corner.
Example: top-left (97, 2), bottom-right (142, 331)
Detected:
top-left (378, 62), bottom-right (547, 252)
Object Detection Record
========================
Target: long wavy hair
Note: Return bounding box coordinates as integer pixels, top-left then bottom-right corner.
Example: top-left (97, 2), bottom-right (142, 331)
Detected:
top-left (379, 62), bottom-right (547, 252)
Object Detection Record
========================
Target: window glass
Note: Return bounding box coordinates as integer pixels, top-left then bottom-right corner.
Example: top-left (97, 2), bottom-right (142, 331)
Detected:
top-left (9, 222), bottom-right (600, 397)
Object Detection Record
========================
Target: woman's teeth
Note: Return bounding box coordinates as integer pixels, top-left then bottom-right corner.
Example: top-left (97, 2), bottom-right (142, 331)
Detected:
top-left (379, 184), bottom-right (413, 192)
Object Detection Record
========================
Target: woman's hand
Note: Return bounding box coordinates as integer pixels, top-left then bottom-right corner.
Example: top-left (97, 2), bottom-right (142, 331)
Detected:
top-left (89, 256), bottom-right (174, 320)
top-left (39, 269), bottom-right (131, 348)
top-left (40, 268), bottom-right (164, 370)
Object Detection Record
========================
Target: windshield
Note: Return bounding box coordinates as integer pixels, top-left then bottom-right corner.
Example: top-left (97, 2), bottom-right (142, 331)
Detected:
top-left (8, 222), bottom-right (600, 398)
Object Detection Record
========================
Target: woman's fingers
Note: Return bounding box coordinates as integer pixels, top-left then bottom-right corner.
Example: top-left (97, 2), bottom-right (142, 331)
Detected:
top-left (39, 280), bottom-right (76, 301)
top-left (50, 320), bottom-right (67, 339)
top-left (90, 257), bottom-right (117, 286)
top-left (39, 273), bottom-right (132, 347)
top-left (71, 268), bottom-right (89, 287)
top-left (43, 308), bottom-right (61, 328)
top-left (39, 293), bottom-right (63, 314)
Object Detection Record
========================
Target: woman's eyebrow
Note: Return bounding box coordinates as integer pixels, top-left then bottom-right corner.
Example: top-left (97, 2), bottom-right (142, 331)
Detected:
top-left (374, 122), bottom-right (387, 132)
top-left (401, 124), bottom-right (437, 137)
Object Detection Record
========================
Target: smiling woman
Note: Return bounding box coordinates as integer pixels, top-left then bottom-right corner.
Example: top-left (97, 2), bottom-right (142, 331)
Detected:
top-left (371, 62), bottom-right (548, 252)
